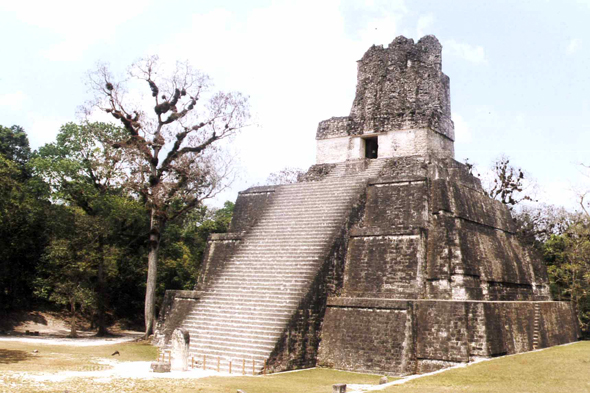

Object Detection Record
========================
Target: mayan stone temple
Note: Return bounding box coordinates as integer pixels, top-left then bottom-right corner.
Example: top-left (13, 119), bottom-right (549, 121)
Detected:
top-left (154, 35), bottom-right (579, 376)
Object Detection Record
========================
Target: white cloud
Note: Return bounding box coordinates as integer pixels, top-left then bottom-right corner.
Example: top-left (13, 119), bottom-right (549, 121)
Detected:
top-left (452, 113), bottom-right (472, 143)
top-left (416, 14), bottom-right (434, 38)
top-left (566, 38), bottom-right (581, 55)
top-left (444, 39), bottom-right (487, 64)
top-left (0, 91), bottom-right (28, 110)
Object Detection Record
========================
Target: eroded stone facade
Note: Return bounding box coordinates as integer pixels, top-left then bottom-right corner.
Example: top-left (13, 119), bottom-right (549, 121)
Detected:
top-left (316, 36), bottom-right (454, 164)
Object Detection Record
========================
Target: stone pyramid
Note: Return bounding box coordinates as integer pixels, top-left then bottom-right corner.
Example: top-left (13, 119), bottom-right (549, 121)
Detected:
top-left (155, 35), bottom-right (579, 376)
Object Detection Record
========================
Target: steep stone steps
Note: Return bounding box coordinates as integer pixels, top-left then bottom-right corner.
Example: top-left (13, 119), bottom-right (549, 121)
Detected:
top-left (188, 310), bottom-right (294, 322)
top-left (185, 336), bottom-right (283, 352)
top-left (207, 284), bottom-right (311, 293)
top-left (197, 300), bottom-right (299, 312)
top-left (184, 317), bottom-right (287, 331)
top-left (177, 159), bottom-right (385, 373)
top-left (184, 318), bottom-right (286, 333)
top-left (186, 312), bottom-right (293, 325)
top-left (199, 292), bottom-right (306, 300)
top-left (221, 265), bottom-right (319, 272)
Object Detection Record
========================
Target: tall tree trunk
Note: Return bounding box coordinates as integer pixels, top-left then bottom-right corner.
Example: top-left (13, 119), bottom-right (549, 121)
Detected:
top-left (96, 235), bottom-right (108, 336)
top-left (144, 210), bottom-right (164, 338)
top-left (70, 299), bottom-right (78, 338)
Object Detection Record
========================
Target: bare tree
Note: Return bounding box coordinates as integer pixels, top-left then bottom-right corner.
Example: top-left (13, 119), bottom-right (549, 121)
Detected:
top-left (485, 155), bottom-right (536, 210)
top-left (86, 56), bottom-right (250, 337)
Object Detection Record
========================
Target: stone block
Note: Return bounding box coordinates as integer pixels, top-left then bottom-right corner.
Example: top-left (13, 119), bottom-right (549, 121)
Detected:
top-left (332, 384), bottom-right (347, 393)
top-left (150, 362), bottom-right (171, 373)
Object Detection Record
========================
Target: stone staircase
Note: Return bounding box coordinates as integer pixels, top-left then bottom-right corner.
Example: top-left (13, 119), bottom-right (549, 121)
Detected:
top-left (178, 159), bottom-right (385, 373)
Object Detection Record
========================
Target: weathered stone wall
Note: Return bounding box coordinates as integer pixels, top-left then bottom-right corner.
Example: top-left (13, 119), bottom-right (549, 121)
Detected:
top-left (316, 36), bottom-right (454, 142)
top-left (337, 155), bottom-right (550, 302)
top-left (318, 299), bottom-right (579, 376)
top-left (316, 128), bottom-right (454, 164)
top-left (318, 301), bottom-right (413, 375)
top-left (363, 179), bottom-right (429, 230)
top-left (317, 154), bottom-right (576, 376)
top-left (315, 36), bottom-right (455, 165)
top-left (539, 301), bottom-right (580, 346)
top-left (378, 128), bottom-right (454, 160)
top-left (343, 233), bottom-right (426, 299)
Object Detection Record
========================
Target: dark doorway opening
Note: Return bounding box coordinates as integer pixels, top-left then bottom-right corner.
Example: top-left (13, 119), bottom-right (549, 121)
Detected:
top-left (364, 137), bottom-right (378, 159)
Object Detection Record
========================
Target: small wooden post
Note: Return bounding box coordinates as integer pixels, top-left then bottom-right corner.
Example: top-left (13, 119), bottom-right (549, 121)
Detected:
top-left (242, 359), bottom-right (245, 375)
top-left (229, 360), bottom-right (232, 374)
top-left (203, 355), bottom-right (206, 370)
top-left (252, 359), bottom-right (255, 375)
top-left (191, 356), bottom-right (194, 369)
top-left (217, 356), bottom-right (220, 372)
top-left (263, 360), bottom-right (267, 375)
top-left (167, 351), bottom-right (171, 364)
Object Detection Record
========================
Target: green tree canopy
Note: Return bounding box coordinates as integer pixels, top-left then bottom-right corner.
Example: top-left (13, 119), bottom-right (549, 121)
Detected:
top-left (0, 126), bottom-right (49, 312)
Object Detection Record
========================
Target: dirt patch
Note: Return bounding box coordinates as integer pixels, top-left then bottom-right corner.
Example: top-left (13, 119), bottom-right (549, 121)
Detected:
top-left (0, 349), bottom-right (32, 365)
top-left (0, 311), bottom-right (142, 339)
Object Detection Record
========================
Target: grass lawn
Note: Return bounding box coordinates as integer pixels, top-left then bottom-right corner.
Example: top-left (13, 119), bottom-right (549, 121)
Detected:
top-left (384, 341), bottom-right (590, 393)
top-left (0, 340), bottom-right (157, 373)
top-left (0, 339), bottom-right (589, 392)
top-left (193, 368), bottom-right (383, 393)
top-left (0, 340), bottom-right (382, 392)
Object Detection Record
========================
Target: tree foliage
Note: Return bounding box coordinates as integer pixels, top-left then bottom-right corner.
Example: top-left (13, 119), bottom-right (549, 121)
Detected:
top-left (0, 125), bottom-right (31, 167)
top-left (33, 122), bottom-right (145, 334)
top-left (513, 204), bottom-right (576, 249)
top-left (34, 207), bottom-right (113, 337)
top-left (542, 218), bottom-right (590, 334)
top-left (0, 126), bottom-right (49, 312)
top-left (158, 201), bottom-right (234, 295)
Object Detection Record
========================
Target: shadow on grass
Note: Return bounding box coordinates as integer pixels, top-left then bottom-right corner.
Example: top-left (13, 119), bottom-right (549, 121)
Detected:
top-left (0, 349), bottom-right (31, 364)
top-left (0, 311), bottom-right (48, 332)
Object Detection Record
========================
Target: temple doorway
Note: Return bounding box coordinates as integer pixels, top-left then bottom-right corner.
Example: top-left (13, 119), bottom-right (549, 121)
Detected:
top-left (364, 137), bottom-right (378, 159)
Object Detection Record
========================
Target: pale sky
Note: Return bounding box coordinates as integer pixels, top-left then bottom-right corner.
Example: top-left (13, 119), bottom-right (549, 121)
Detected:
top-left (1, 0), bottom-right (589, 210)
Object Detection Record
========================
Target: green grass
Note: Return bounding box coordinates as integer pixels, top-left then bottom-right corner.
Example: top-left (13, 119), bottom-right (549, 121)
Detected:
top-left (1, 340), bottom-right (590, 392)
top-left (193, 368), bottom-right (383, 393)
top-left (0, 340), bottom-right (157, 373)
top-left (384, 341), bottom-right (590, 393)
